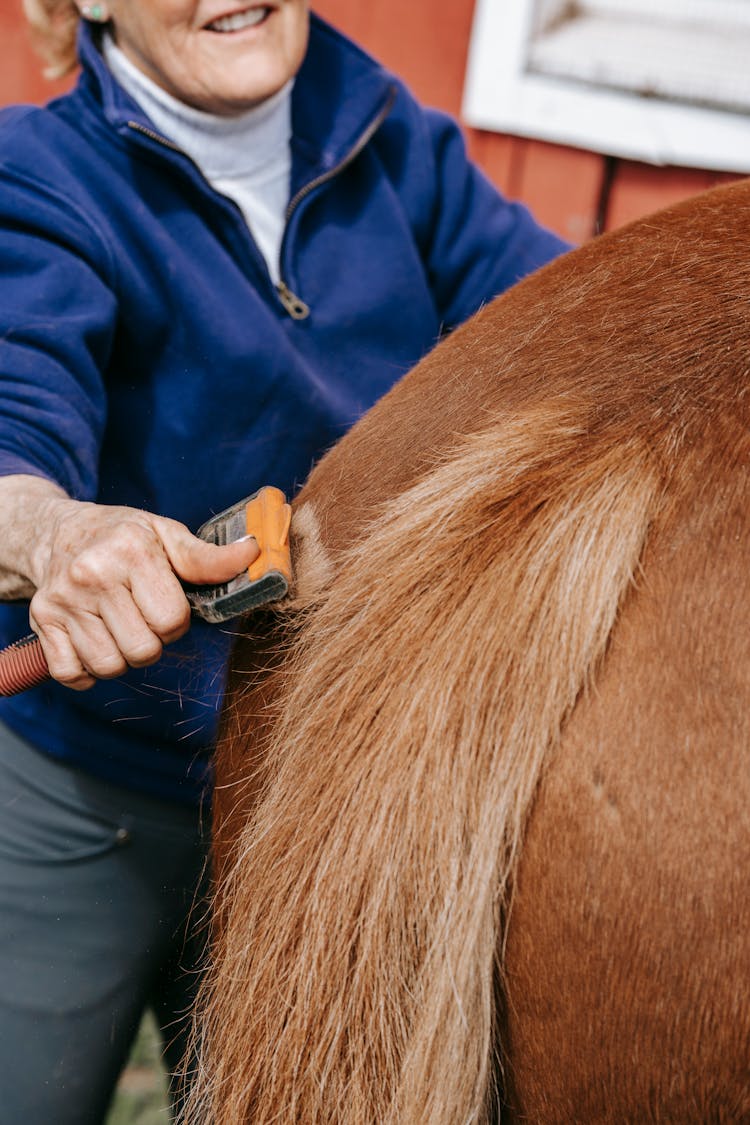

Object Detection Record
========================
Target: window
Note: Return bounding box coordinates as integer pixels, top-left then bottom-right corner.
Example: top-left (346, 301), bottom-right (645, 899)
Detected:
top-left (462, 0), bottom-right (750, 170)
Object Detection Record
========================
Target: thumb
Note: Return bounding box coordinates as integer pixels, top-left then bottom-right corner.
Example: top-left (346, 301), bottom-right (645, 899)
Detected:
top-left (158, 521), bottom-right (260, 585)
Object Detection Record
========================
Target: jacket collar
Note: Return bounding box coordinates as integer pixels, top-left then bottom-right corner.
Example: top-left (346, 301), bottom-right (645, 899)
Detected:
top-left (289, 14), bottom-right (396, 185)
top-left (76, 13), bottom-right (396, 189)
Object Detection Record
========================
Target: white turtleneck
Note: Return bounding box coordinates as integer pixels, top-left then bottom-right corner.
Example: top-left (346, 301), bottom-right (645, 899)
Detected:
top-left (103, 35), bottom-right (292, 284)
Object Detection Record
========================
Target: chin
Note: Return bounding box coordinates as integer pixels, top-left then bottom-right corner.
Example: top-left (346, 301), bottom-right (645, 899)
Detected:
top-left (234, 68), bottom-right (291, 104)
top-left (188, 67), bottom-right (286, 113)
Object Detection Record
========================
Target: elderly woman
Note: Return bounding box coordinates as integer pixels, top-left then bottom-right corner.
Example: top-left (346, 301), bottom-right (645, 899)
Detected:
top-left (0, 0), bottom-right (568, 1118)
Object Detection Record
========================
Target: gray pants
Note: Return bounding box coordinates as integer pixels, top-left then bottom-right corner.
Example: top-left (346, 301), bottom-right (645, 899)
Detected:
top-left (0, 722), bottom-right (210, 1124)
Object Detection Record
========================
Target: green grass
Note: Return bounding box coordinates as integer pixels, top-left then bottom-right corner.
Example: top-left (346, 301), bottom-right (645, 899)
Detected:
top-left (105, 1010), bottom-right (171, 1125)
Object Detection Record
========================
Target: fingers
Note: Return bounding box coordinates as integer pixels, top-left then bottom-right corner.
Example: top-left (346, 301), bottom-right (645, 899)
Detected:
top-left (31, 572), bottom-right (190, 685)
top-left (28, 613), bottom-right (97, 691)
top-left (27, 503), bottom-right (261, 692)
top-left (29, 612), bottom-right (96, 688)
top-left (30, 593), bottom-right (170, 689)
top-left (156, 519), bottom-right (259, 585)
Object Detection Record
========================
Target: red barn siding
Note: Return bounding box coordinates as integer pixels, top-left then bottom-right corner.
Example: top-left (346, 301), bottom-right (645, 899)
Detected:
top-left (314, 0), bottom-right (740, 239)
top-left (1, 0), bottom-right (741, 239)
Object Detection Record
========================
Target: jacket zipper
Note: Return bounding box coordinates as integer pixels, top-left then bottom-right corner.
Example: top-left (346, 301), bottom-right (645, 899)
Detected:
top-left (282, 86), bottom-right (397, 225)
top-left (275, 281), bottom-right (310, 320)
top-left (127, 87), bottom-right (396, 322)
top-left (273, 87), bottom-right (396, 318)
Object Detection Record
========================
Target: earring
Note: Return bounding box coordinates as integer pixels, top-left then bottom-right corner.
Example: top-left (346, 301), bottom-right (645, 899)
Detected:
top-left (80, 3), bottom-right (109, 20)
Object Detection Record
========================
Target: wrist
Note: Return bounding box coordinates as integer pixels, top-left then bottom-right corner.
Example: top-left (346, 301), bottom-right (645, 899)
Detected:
top-left (27, 491), bottom-right (77, 590)
top-left (0, 475), bottom-right (71, 598)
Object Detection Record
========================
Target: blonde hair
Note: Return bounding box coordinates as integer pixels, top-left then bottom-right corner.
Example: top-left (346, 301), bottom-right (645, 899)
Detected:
top-left (23, 0), bottom-right (80, 79)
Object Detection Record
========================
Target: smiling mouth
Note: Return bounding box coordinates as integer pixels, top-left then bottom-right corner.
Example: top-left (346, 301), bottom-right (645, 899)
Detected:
top-left (205, 7), bottom-right (271, 33)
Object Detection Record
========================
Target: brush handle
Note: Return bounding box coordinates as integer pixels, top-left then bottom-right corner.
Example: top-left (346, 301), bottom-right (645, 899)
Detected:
top-left (0, 633), bottom-right (49, 696)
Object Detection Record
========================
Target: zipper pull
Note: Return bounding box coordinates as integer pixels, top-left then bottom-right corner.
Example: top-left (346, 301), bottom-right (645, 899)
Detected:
top-left (276, 282), bottom-right (310, 320)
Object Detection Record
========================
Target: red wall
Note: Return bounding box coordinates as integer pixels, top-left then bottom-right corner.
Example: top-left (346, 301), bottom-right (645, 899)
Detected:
top-left (0, 3), bottom-right (70, 105)
top-left (2, 0), bottom-right (739, 240)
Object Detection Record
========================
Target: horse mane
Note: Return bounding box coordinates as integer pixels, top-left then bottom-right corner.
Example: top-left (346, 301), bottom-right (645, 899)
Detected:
top-left (181, 181), bottom-right (750, 1123)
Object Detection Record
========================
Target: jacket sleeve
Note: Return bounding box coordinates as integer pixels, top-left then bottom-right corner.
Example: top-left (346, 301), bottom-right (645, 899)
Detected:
top-left (0, 160), bottom-right (117, 500)
top-left (379, 94), bottom-right (571, 333)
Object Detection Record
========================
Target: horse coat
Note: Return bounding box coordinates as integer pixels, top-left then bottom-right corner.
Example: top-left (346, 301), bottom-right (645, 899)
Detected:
top-left (183, 180), bottom-right (750, 1124)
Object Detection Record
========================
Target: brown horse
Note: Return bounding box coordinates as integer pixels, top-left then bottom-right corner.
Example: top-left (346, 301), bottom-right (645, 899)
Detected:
top-left (182, 181), bottom-right (750, 1123)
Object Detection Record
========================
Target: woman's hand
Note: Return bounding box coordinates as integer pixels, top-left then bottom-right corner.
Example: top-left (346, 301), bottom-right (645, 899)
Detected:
top-left (0, 477), bottom-right (259, 690)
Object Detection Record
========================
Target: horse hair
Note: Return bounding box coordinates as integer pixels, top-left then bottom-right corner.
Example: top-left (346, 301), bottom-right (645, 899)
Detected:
top-left (180, 180), bottom-right (750, 1123)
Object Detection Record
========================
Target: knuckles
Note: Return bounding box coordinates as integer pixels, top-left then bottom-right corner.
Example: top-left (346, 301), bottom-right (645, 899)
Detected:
top-left (66, 523), bottom-right (157, 589)
top-left (66, 551), bottom-right (111, 589)
top-left (44, 655), bottom-right (97, 690)
top-left (56, 672), bottom-right (97, 692)
top-left (123, 637), bottom-right (164, 668)
top-left (28, 592), bottom-right (65, 632)
top-left (85, 652), bottom-right (130, 680)
top-left (151, 600), bottom-right (191, 641)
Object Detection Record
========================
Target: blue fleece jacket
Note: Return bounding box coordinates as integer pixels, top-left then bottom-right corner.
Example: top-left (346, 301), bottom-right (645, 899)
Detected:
top-left (0, 15), bottom-right (568, 802)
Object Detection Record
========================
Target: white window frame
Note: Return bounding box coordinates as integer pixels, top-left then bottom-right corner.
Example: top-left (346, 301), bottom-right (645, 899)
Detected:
top-left (462, 0), bottom-right (750, 172)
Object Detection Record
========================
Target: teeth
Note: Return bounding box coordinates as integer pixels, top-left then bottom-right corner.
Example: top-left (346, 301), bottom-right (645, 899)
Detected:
top-left (208, 7), bottom-right (268, 32)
